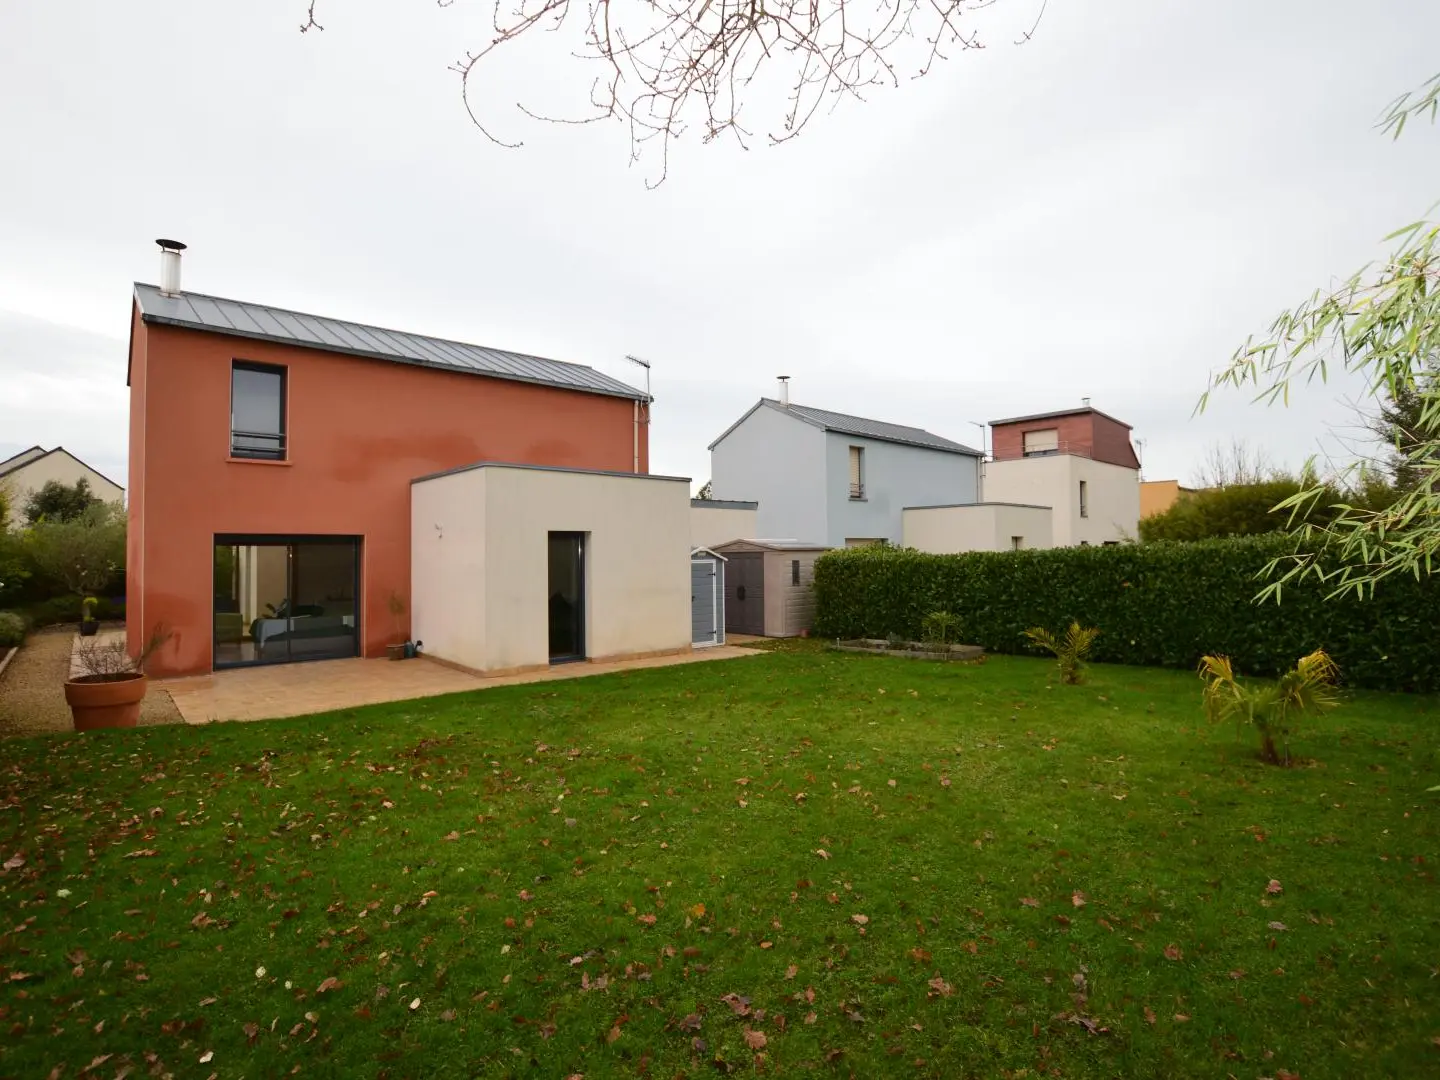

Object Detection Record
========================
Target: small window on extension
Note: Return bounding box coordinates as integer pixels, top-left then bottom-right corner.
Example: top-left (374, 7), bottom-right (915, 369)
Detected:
top-left (1011, 536), bottom-right (1024, 551)
top-left (792, 559), bottom-right (801, 586)
top-left (231, 361), bottom-right (287, 460)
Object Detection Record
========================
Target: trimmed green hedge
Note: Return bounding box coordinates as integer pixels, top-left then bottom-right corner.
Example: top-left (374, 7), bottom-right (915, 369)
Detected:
top-left (812, 537), bottom-right (1437, 693)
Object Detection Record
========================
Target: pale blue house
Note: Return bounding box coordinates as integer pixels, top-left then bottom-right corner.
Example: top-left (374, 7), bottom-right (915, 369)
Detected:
top-left (707, 388), bottom-right (983, 548)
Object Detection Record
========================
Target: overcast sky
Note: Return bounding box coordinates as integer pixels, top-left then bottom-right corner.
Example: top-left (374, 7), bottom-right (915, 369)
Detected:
top-left (2, 0), bottom-right (1437, 492)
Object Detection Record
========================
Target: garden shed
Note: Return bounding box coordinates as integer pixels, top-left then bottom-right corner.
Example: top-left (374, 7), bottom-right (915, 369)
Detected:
top-left (689, 548), bottom-right (727, 648)
top-left (711, 539), bottom-right (829, 638)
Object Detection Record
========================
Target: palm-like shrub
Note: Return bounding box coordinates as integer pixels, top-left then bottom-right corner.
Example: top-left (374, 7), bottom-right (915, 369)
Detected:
top-left (1023, 622), bottom-right (1100, 685)
top-left (920, 610), bottom-right (962, 646)
top-left (1198, 649), bottom-right (1339, 765)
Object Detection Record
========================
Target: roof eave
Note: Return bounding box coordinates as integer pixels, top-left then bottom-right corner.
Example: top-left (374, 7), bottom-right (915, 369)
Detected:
top-left (137, 312), bottom-right (650, 403)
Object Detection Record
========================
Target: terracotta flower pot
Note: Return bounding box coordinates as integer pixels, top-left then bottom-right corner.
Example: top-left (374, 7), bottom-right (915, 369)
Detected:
top-left (64, 673), bottom-right (147, 731)
top-left (386, 643), bottom-right (407, 661)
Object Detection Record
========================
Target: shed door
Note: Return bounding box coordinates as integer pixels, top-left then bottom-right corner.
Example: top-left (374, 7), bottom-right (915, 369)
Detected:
top-left (690, 557), bottom-right (722, 647)
top-left (724, 552), bottom-right (765, 636)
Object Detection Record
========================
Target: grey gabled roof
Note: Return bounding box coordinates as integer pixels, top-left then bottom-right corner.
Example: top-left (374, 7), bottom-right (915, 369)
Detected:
top-left (709, 399), bottom-right (980, 455)
top-left (133, 284), bottom-right (647, 402)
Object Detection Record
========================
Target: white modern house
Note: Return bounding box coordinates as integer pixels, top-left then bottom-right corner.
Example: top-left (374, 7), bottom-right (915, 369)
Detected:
top-left (900, 405), bottom-right (1141, 550)
top-left (0, 446), bottom-right (124, 528)
top-left (707, 382), bottom-right (983, 548)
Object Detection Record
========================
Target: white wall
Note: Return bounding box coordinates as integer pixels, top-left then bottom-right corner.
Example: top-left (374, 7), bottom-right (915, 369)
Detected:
top-left (903, 503), bottom-right (1053, 552)
top-left (2, 449), bottom-right (124, 528)
top-left (412, 465), bottom-right (692, 674)
top-left (411, 468), bottom-right (489, 666)
top-left (710, 404), bottom-right (828, 541)
top-left (691, 504), bottom-right (758, 549)
top-left (983, 455), bottom-right (1138, 546)
top-left (824, 433), bottom-right (980, 547)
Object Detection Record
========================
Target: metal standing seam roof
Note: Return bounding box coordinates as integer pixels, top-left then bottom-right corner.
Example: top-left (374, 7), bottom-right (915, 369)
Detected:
top-left (132, 283), bottom-right (648, 402)
top-left (708, 399), bottom-right (981, 456)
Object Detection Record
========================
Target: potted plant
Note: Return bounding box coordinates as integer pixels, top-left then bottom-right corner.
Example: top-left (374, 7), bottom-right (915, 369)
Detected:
top-left (64, 624), bottom-right (170, 731)
top-left (79, 596), bottom-right (100, 637)
top-left (386, 591), bottom-right (408, 660)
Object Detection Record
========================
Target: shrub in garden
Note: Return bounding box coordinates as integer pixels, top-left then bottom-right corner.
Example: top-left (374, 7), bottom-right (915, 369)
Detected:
top-left (1198, 649), bottom-right (1339, 765)
top-left (1023, 622), bottom-right (1100, 685)
top-left (920, 610), bottom-right (962, 646)
top-left (810, 537), bottom-right (1438, 692)
top-left (0, 611), bottom-right (26, 648)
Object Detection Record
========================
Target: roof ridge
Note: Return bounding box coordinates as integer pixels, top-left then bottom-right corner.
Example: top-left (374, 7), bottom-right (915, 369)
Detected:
top-left (133, 283), bottom-right (607, 376)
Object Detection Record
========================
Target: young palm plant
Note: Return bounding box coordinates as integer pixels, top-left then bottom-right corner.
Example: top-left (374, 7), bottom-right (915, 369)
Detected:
top-left (1022, 622), bottom-right (1100, 685)
top-left (1198, 649), bottom-right (1339, 765)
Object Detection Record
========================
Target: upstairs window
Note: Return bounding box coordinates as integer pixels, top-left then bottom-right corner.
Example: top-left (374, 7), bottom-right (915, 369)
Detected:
top-left (791, 559), bottom-right (801, 585)
top-left (1079, 480), bottom-right (1089, 518)
top-left (1023, 428), bottom-right (1059, 456)
top-left (848, 446), bottom-right (865, 499)
top-left (231, 362), bottom-right (287, 460)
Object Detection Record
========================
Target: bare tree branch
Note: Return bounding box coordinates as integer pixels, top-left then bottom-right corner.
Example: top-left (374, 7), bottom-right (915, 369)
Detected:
top-left (301, 0), bottom-right (1041, 183)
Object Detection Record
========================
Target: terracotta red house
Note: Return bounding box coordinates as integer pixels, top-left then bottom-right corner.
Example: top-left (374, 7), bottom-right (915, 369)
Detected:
top-left (127, 242), bottom-right (656, 679)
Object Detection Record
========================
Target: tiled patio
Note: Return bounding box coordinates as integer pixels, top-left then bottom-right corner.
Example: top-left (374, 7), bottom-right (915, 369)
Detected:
top-left (156, 645), bottom-right (763, 725)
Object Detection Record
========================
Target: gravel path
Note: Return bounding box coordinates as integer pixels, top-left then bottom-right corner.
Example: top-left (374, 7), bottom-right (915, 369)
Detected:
top-left (0, 626), bottom-right (182, 738)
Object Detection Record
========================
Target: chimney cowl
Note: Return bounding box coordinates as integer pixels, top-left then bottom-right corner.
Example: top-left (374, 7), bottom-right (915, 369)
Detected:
top-left (777, 375), bottom-right (790, 407)
top-left (156, 238), bottom-right (186, 297)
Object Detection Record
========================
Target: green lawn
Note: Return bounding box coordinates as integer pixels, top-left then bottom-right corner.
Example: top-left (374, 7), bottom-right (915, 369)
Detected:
top-left (2, 649), bottom-right (1437, 1079)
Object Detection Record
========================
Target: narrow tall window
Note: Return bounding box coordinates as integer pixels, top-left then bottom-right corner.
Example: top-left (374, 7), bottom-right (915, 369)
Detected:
top-left (231, 362), bottom-right (287, 460)
top-left (791, 559), bottom-right (801, 585)
top-left (1079, 480), bottom-right (1089, 518)
top-left (848, 446), bottom-right (864, 499)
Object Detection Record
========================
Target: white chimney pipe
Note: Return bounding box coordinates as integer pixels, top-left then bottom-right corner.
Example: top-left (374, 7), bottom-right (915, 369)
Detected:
top-left (777, 375), bottom-right (790, 407)
top-left (157, 239), bottom-right (187, 297)
top-left (1081, 395), bottom-right (1092, 408)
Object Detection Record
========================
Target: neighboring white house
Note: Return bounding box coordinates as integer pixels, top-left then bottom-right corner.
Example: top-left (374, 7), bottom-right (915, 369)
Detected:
top-left (902, 502), bottom-right (1055, 552)
top-left (981, 406), bottom-right (1141, 546)
top-left (708, 387), bottom-right (983, 548)
top-left (690, 498), bottom-right (759, 549)
top-left (0, 446), bottom-right (125, 528)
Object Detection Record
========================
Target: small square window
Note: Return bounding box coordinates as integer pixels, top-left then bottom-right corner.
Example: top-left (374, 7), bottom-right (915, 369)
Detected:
top-left (1011, 536), bottom-right (1024, 551)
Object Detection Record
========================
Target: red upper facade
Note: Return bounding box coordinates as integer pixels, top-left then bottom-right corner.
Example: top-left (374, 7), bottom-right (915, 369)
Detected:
top-left (126, 282), bottom-right (648, 677)
top-left (989, 406), bottom-right (1140, 470)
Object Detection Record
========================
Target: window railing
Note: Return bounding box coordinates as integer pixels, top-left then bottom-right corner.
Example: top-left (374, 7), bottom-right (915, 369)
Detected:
top-left (231, 430), bottom-right (287, 460)
top-left (998, 440), bottom-right (1095, 462)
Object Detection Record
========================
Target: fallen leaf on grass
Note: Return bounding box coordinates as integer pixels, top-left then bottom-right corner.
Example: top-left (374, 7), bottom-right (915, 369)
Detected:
top-left (850, 914), bottom-right (869, 926)
top-left (442, 831), bottom-right (460, 842)
top-left (1143, 1007), bottom-right (1156, 1025)
top-left (743, 1028), bottom-right (768, 1050)
top-left (1268, 921), bottom-right (1289, 932)
top-left (784, 965), bottom-right (798, 980)
top-left (519, 889), bottom-right (534, 901)
top-left (316, 977), bottom-right (341, 993)
top-left (636, 914), bottom-right (657, 926)
top-left (606, 1025), bottom-right (622, 1044)
top-left (199, 997), bottom-right (217, 1006)
top-left (815, 849), bottom-right (831, 860)
top-left (2, 853), bottom-right (24, 871)
top-left (199, 1051), bottom-right (214, 1063)
top-left (1276, 1071), bottom-right (1301, 1080)
top-left (721, 993), bottom-right (752, 1017)
top-left (1020, 897), bottom-right (1039, 908)
top-left (927, 977), bottom-right (954, 997)
top-left (1163, 944), bottom-right (1182, 961)
top-left (243, 1021), bottom-right (260, 1043)
top-left (680, 1013), bottom-right (702, 1032)
top-left (1174, 1013), bottom-right (1191, 1022)
top-left (1071, 891), bottom-right (1087, 908)
top-left (688, 903), bottom-right (706, 919)
top-left (804, 1012), bottom-right (817, 1024)
top-left (1266, 879), bottom-right (1284, 895)
top-left (409, 997), bottom-right (421, 1011)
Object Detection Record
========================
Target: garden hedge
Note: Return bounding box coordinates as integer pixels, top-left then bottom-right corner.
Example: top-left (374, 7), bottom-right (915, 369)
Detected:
top-left (811, 537), bottom-right (1438, 693)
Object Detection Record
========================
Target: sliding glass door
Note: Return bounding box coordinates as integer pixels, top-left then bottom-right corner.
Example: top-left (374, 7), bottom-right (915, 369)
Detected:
top-left (213, 536), bottom-right (360, 667)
